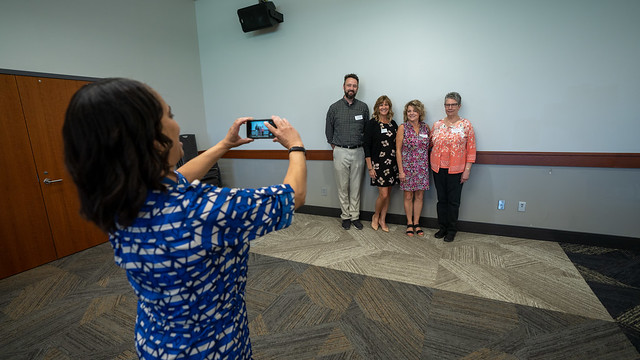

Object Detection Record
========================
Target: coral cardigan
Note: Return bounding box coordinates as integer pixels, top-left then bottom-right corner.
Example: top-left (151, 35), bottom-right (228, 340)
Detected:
top-left (430, 118), bottom-right (476, 174)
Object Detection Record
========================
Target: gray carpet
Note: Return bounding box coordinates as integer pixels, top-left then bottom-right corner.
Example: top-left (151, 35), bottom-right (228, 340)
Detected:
top-left (0, 213), bottom-right (638, 359)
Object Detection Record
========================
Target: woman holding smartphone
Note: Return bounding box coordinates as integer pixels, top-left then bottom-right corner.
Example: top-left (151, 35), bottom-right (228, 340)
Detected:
top-left (63, 78), bottom-right (306, 359)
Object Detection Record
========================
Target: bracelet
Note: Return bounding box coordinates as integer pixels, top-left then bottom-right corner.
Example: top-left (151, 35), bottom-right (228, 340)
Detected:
top-left (288, 146), bottom-right (306, 154)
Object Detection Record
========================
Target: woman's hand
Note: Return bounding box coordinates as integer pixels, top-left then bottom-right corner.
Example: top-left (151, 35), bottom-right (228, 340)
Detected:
top-left (399, 171), bottom-right (406, 182)
top-left (266, 116), bottom-right (303, 149)
top-left (221, 117), bottom-right (254, 149)
top-left (368, 168), bottom-right (376, 179)
top-left (461, 168), bottom-right (470, 183)
top-left (178, 117), bottom-right (253, 182)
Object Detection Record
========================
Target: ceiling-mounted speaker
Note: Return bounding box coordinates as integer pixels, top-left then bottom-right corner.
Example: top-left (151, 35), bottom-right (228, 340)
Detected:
top-left (237, 1), bottom-right (283, 33)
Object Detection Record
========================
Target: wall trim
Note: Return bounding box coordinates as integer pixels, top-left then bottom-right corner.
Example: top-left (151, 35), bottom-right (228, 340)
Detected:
top-left (0, 69), bottom-right (100, 82)
top-left (222, 150), bottom-right (640, 168)
top-left (476, 151), bottom-right (640, 168)
top-left (296, 205), bottom-right (640, 250)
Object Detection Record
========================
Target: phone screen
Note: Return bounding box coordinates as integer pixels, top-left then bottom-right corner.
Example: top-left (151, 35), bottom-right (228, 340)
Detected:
top-left (246, 119), bottom-right (276, 139)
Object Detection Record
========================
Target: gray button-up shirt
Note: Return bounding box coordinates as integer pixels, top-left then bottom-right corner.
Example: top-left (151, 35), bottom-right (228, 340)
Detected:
top-left (325, 97), bottom-right (370, 147)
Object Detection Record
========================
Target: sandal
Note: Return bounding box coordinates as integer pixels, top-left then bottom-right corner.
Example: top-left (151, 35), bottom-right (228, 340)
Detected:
top-left (406, 224), bottom-right (415, 237)
top-left (415, 226), bottom-right (424, 237)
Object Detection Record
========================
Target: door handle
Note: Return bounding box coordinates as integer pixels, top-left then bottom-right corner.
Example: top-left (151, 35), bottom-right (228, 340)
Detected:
top-left (43, 178), bottom-right (63, 185)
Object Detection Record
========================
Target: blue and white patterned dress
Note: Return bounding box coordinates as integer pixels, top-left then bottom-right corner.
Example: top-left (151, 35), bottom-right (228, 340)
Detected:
top-left (109, 171), bottom-right (295, 359)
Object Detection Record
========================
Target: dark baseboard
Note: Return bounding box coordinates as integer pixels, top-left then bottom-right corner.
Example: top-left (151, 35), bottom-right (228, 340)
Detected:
top-left (296, 205), bottom-right (640, 250)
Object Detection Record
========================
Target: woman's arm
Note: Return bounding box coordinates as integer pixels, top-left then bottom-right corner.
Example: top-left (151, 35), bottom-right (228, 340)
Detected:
top-left (282, 151), bottom-right (306, 209)
top-left (179, 116), bottom-right (306, 208)
top-left (366, 157), bottom-right (375, 179)
top-left (396, 124), bottom-right (405, 182)
top-left (177, 117), bottom-right (253, 183)
top-left (363, 120), bottom-right (376, 179)
top-left (267, 117), bottom-right (306, 209)
top-left (363, 119), bottom-right (374, 159)
top-left (461, 121), bottom-right (476, 184)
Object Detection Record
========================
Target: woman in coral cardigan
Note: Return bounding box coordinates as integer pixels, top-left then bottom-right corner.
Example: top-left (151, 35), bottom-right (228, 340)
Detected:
top-left (430, 92), bottom-right (476, 242)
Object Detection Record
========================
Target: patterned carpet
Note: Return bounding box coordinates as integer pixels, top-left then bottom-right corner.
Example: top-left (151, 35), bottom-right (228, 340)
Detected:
top-left (559, 243), bottom-right (640, 353)
top-left (0, 213), bottom-right (638, 359)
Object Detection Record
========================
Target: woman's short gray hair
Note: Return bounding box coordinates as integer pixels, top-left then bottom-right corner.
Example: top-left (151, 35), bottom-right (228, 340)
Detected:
top-left (445, 92), bottom-right (462, 106)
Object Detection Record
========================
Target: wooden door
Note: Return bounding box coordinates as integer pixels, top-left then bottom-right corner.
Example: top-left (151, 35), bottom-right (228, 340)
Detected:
top-left (0, 74), bottom-right (57, 279)
top-left (16, 76), bottom-right (107, 258)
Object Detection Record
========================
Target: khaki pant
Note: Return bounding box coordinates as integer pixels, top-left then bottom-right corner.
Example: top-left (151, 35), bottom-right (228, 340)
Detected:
top-left (333, 146), bottom-right (365, 220)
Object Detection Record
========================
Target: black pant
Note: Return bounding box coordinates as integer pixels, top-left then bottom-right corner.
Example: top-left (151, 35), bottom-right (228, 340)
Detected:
top-left (432, 168), bottom-right (463, 234)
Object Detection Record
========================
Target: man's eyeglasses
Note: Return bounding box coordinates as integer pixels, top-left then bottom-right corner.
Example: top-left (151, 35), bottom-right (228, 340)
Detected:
top-left (444, 103), bottom-right (459, 107)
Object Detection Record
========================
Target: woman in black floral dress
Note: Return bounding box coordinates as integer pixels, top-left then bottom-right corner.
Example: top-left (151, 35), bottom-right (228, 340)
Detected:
top-left (364, 95), bottom-right (399, 232)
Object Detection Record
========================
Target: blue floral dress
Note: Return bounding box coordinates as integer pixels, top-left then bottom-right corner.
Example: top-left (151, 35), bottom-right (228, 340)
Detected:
top-left (400, 122), bottom-right (430, 191)
top-left (109, 171), bottom-right (295, 359)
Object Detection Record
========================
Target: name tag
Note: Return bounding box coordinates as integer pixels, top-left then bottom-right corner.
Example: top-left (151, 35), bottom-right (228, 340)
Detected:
top-left (451, 128), bottom-right (463, 135)
top-left (419, 133), bottom-right (429, 138)
top-left (355, 115), bottom-right (363, 121)
top-left (381, 128), bottom-right (388, 134)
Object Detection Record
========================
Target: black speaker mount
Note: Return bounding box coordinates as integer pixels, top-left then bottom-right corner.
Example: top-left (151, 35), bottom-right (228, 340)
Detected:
top-left (237, 1), bottom-right (283, 33)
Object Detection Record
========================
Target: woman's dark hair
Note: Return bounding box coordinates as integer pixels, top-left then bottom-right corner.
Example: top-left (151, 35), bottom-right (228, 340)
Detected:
top-left (62, 78), bottom-right (172, 232)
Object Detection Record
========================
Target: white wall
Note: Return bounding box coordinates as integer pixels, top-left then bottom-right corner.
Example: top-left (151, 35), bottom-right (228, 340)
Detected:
top-left (198, 0), bottom-right (640, 238)
top-left (196, 0), bottom-right (640, 152)
top-left (2, 0), bottom-right (636, 238)
top-left (0, 0), bottom-right (207, 142)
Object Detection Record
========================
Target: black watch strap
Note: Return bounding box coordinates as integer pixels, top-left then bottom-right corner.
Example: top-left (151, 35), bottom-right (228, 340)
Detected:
top-left (288, 146), bottom-right (306, 154)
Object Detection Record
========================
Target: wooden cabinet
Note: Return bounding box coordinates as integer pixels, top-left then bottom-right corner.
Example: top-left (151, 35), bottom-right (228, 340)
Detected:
top-left (0, 74), bottom-right (107, 279)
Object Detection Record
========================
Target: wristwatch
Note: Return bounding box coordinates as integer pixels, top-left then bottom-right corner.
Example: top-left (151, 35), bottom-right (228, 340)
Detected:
top-left (288, 146), bottom-right (306, 154)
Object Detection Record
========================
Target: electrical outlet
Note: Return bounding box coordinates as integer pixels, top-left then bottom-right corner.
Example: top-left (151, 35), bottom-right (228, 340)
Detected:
top-left (518, 201), bottom-right (526, 212)
top-left (321, 187), bottom-right (328, 196)
top-left (498, 200), bottom-right (505, 210)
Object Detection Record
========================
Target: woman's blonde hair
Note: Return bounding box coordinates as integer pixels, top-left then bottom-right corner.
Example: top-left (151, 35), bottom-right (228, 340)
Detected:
top-left (373, 95), bottom-right (394, 121)
top-left (403, 99), bottom-right (425, 123)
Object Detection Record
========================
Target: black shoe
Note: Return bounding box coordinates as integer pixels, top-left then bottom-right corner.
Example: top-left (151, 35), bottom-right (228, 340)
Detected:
top-left (352, 219), bottom-right (363, 230)
top-left (444, 233), bottom-right (455, 242)
top-left (406, 224), bottom-right (415, 237)
top-left (342, 219), bottom-right (351, 230)
top-left (434, 229), bottom-right (447, 239)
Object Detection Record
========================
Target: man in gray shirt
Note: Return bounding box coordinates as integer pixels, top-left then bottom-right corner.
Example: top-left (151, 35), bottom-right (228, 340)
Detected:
top-left (325, 74), bottom-right (369, 230)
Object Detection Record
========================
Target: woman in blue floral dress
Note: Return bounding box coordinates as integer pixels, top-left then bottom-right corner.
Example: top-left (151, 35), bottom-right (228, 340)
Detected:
top-left (396, 99), bottom-right (430, 237)
top-left (62, 78), bottom-right (307, 359)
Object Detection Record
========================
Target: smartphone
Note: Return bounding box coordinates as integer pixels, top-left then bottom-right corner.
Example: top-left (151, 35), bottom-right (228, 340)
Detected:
top-left (246, 119), bottom-right (276, 139)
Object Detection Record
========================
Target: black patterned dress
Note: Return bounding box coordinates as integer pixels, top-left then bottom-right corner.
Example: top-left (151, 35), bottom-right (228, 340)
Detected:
top-left (363, 118), bottom-right (399, 187)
